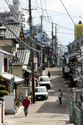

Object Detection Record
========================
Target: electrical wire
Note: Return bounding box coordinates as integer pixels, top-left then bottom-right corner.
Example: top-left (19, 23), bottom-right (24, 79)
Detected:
top-left (40, 0), bottom-right (43, 15)
top-left (43, 18), bottom-right (74, 32)
top-left (5, 0), bottom-right (73, 47)
top-left (47, 10), bottom-right (83, 19)
top-left (57, 36), bottom-right (73, 40)
top-left (0, 17), bottom-right (50, 52)
top-left (57, 32), bottom-right (74, 35)
top-left (19, 1), bottom-right (83, 20)
top-left (35, 0), bottom-right (41, 16)
top-left (44, 0), bottom-right (50, 20)
top-left (60, 0), bottom-right (83, 38)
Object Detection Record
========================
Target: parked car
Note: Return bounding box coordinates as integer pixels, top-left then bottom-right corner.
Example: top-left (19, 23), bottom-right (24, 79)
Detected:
top-left (35, 86), bottom-right (48, 100)
top-left (38, 76), bottom-right (51, 89)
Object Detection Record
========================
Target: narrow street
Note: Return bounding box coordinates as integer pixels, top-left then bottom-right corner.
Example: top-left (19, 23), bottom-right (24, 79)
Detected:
top-left (14, 67), bottom-right (73, 125)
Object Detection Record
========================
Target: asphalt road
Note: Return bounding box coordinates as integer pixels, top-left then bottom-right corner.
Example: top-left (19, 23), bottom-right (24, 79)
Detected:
top-left (13, 67), bottom-right (73, 125)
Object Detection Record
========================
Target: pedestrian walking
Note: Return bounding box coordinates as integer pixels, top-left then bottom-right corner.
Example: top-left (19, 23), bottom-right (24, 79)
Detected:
top-left (58, 89), bottom-right (62, 105)
top-left (22, 95), bottom-right (30, 117)
top-left (47, 71), bottom-right (50, 78)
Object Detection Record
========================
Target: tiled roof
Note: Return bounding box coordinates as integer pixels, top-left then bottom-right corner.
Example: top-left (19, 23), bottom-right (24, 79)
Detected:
top-left (17, 49), bottom-right (30, 65)
top-left (0, 72), bottom-right (24, 83)
top-left (67, 37), bottom-right (83, 47)
top-left (65, 51), bottom-right (77, 58)
top-left (5, 23), bottom-right (21, 39)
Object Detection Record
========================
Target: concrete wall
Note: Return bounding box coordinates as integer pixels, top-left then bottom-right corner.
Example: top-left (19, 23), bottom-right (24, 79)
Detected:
top-left (0, 40), bottom-right (12, 47)
top-left (17, 87), bottom-right (28, 101)
top-left (4, 94), bottom-right (14, 114)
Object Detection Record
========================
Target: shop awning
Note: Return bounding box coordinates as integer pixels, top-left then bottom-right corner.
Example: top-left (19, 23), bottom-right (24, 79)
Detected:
top-left (0, 72), bottom-right (24, 83)
top-left (23, 68), bottom-right (31, 73)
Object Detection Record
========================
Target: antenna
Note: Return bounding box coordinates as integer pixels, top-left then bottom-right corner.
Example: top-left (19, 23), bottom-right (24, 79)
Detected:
top-left (79, 15), bottom-right (81, 21)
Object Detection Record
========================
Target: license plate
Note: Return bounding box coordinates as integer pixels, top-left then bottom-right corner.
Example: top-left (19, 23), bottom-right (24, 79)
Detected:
top-left (38, 97), bottom-right (41, 99)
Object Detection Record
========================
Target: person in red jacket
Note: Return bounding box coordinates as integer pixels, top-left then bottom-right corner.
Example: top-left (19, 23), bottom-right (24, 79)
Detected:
top-left (22, 95), bottom-right (30, 117)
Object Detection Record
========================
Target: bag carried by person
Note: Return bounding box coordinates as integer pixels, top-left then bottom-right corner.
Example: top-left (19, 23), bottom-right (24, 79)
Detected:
top-left (61, 92), bottom-right (63, 97)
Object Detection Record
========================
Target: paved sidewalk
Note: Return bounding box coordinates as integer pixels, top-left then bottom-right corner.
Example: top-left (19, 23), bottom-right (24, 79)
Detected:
top-left (3, 106), bottom-right (23, 125)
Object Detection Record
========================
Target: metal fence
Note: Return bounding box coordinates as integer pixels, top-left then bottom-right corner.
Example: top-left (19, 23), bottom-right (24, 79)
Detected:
top-left (75, 107), bottom-right (82, 125)
top-left (70, 102), bottom-right (82, 116)
top-left (70, 102), bottom-right (74, 117)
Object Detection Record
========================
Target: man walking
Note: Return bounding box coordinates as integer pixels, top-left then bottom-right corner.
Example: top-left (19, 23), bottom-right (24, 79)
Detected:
top-left (58, 89), bottom-right (62, 105)
top-left (22, 95), bottom-right (30, 117)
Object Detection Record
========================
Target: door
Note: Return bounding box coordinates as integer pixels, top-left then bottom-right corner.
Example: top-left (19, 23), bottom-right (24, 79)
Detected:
top-left (4, 58), bottom-right (7, 72)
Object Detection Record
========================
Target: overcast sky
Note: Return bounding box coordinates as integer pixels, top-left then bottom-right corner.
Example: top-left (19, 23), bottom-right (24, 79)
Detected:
top-left (1, 0), bottom-right (83, 46)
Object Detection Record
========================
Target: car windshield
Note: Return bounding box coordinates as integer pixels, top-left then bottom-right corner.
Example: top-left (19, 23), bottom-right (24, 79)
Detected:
top-left (35, 88), bottom-right (46, 92)
top-left (40, 77), bottom-right (50, 81)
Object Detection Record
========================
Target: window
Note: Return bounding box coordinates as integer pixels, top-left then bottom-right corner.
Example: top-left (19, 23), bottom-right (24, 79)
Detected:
top-left (72, 45), bottom-right (75, 49)
top-left (81, 40), bottom-right (83, 45)
top-left (77, 42), bottom-right (79, 46)
top-left (40, 77), bottom-right (50, 81)
top-left (35, 87), bottom-right (46, 92)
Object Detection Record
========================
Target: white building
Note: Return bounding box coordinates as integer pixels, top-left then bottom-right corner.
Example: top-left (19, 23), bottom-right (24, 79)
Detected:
top-left (0, 0), bottom-right (25, 23)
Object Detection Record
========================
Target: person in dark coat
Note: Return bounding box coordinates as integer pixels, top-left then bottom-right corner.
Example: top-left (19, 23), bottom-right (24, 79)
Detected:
top-left (22, 95), bottom-right (30, 117)
top-left (47, 71), bottom-right (50, 78)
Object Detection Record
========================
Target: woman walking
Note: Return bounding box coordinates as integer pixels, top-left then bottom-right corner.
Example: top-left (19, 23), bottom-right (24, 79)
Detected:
top-left (58, 89), bottom-right (62, 105)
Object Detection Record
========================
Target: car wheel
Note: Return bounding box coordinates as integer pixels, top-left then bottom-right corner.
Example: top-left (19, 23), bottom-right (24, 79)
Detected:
top-left (46, 96), bottom-right (48, 100)
top-left (48, 85), bottom-right (51, 89)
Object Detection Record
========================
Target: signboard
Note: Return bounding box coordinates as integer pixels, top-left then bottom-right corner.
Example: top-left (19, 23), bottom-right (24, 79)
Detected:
top-left (9, 76), bottom-right (15, 93)
top-left (10, 76), bottom-right (15, 84)
top-left (72, 88), bottom-right (76, 93)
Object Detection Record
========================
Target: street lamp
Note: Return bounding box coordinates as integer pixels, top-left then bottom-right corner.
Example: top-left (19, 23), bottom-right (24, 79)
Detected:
top-left (0, 21), bottom-right (7, 39)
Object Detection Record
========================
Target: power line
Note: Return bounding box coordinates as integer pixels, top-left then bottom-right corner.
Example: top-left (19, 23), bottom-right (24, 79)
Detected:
top-left (58, 36), bottom-right (73, 40)
top-left (0, 16), bottom-right (40, 53)
top-left (47, 10), bottom-right (83, 19)
top-left (44, 0), bottom-right (50, 20)
top-left (60, 0), bottom-right (83, 38)
top-left (35, 0), bottom-right (40, 15)
top-left (43, 18), bottom-right (74, 32)
top-left (40, 0), bottom-right (43, 15)
top-left (57, 32), bottom-right (74, 35)
top-left (55, 23), bottom-right (74, 31)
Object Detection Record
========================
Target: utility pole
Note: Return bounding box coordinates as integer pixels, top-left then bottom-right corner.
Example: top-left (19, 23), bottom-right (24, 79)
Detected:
top-left (55, 26), bottom-right (57, 66)
top-left (29, 0), bottom-right (35, 103)
top-left (40, 15), bottom-right (43, 76)
top-left (52, 22), bottom-right (53, 67)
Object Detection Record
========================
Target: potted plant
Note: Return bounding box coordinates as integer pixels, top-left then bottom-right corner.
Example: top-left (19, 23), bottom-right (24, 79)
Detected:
top-left (0, 74), bottom-right (9, 99)
top-left (0, 74), bottom-right (4, 83)
top-left (0, 84), bottom-right (9, 98)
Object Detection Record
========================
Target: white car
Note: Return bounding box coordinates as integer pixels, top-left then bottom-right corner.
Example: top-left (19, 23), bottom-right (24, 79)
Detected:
top-left (38, 76), bottom-right (51, 89)
top-left (35, 86), bottom-right (48, 100)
